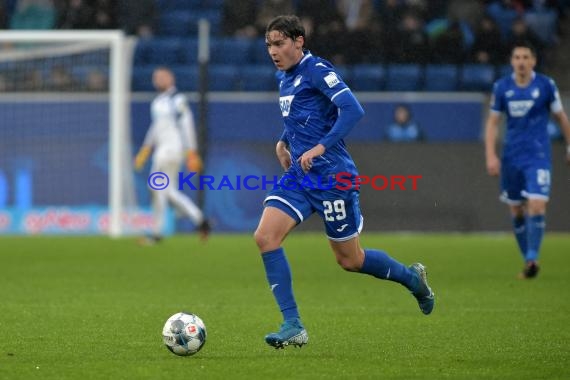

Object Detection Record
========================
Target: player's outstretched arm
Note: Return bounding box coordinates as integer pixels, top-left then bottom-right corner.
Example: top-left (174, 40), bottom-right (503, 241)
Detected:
top-left (484, 112), bottom-right (501, 176)
top-left (553, 110), bottom-right (570, 165)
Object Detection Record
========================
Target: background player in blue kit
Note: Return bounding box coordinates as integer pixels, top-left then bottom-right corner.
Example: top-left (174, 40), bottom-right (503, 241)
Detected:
top-left (485, 41), bottom-right (570, 279)
top-left (253, 15), bottom-right (435, 349)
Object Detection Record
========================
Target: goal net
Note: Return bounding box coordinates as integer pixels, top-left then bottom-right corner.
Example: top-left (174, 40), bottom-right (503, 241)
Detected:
top-left (0, 31), bottom-right (145, 237)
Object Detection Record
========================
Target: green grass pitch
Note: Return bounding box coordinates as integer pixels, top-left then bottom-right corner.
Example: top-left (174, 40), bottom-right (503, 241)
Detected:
top-left (1, 233), bottom-right (569, 380)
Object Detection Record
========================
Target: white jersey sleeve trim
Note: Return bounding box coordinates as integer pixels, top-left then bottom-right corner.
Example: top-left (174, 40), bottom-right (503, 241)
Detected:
top-left (550, 97), bottom-right (563, 113)
top-left (330, 87), bottom-right (350, 102)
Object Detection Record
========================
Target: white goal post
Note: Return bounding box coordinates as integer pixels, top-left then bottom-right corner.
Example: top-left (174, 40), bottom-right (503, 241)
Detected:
top-left (0, 31), bottom-right (133, 237)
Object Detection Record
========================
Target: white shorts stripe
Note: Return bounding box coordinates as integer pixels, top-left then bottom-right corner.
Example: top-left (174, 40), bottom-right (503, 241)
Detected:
top-left (499, 193), bottom-right (523, 205)
top-left (521, 191), bottom-right (550, 201)
top-left (264, 195), bottom-right (304, 222)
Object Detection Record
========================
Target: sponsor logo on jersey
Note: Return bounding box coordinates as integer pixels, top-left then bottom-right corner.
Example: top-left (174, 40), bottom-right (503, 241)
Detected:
top-left (324, 72), bottom-right (340, 88)
top-left (279, 95), bottom-right (295, 117)
top-left (293, 75), bottom-right (302, 87)
top-left (508, 100), bottom-right (534, 117)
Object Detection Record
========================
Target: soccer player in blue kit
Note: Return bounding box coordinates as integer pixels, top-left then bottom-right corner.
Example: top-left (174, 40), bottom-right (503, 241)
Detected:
top-left (253, 15), bottom-right (435, 349)
top-left (485, 41), bottom-right (570, 279)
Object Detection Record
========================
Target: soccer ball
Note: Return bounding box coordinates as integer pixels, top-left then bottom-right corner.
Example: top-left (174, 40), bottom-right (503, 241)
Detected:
top-left (162, 312), bottom-right (207, 356)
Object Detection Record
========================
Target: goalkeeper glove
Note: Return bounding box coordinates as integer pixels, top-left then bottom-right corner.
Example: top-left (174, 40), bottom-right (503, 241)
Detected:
top-left (134, 146), bottom-right (151, 171)
top-left (186, 150), bottom-right (203, 173)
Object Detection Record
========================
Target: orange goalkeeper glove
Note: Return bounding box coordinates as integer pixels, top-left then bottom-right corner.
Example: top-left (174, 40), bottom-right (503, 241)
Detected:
top-left (134, 146), bottom-right (151, 171)
top-left (186, 150), bottom-right (203, 173)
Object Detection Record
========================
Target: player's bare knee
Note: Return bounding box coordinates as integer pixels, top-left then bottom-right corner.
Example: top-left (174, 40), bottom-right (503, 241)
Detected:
top-left (253, 229), bottom-right (279, 252)
top-left (527, 201), bottom-right (547, 215)
top-left (335, 255), bottom-right (361, 272)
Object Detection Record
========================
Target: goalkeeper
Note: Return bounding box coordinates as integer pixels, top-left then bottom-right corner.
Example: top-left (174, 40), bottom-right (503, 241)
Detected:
top-left (134, 67), bottom-right (210, 244)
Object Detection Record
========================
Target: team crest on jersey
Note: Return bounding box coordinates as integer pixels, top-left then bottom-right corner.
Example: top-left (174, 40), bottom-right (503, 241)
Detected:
top-left (531, 88), bottom-right (540, 99)
top-left (324, 72), bottom-right (340, 88)
top-left (505, 90), bottom-right (514, 98)
top-left (279, 95), bottom-right (295, 117)
top-left (294, 75), bottom-right (302, 87)
top-left (508, 100), bottom-right (534, 117)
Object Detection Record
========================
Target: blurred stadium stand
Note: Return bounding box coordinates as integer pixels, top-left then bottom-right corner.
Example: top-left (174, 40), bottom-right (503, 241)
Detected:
top-left (125, 1), bottom-right (567, 92)
top-left (0, 0), bottom-right (566, 92)
top-left (385, 64), bottom-right (423, 91)
top-left (460, 64), bottom-right (496, 92)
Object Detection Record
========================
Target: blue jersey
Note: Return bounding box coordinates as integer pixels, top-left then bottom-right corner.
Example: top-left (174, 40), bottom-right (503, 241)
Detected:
top-left (275, 52), bottom-right (359, 186)
top-left (490, 72), bottom-right (563, 165)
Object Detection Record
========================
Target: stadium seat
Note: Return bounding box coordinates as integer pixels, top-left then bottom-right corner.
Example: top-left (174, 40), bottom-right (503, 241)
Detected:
top-left (486, 2), bottom-right (518, 40)
top-left (524, 10), bottom-right (558, 45)
top-left (251, 38), bottom-right (271, 64)
top-left (208, 65), bottom-right (240, 91)
top-left (180, 38), bottom-right (199, 65)
top-left (351, 64), bottom-right (385, 91)
top-left (239, 65), bottom-right (277, 92)
top-left (132, 40), bottom-right (151, 65)
top-left (155, 0), bottom-right (202, 12)
top-left (201, 0), bottom-right (224, 10)
top-left (171, 65), bottom-right (199, 92)
top-left (210, 37), bottom-right (253, 65)
top-left (497, 64), bottom-right (512, 79)
top-left (188, 10), bottom-right (222, 35)
top-left (385, 64), bottom-right (422, 91)
top-left (70, 65), bottom-right (108, 83)
top-left (460, 64), bottom-right (495, 92)
top-left (424, 64), bottom-right (459, 91)
top-left (132, 66), bottom-right (156, 91)
top-left (158, 11), bottom-right (193, 37)
top-left (134, 38), bottom-right (184, 65)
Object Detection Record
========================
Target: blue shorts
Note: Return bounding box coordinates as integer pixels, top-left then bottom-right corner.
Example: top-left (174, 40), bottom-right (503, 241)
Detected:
top-left (500, 161), bottom-right (551, 205)
top-left (264, 185), bottom-right (363, 241)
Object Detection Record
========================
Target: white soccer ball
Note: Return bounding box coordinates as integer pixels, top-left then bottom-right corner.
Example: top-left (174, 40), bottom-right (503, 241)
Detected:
top-left (162, 312), bottom-right (207, 356)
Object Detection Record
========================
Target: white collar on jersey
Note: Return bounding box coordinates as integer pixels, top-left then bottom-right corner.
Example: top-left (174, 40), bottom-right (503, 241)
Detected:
top-left (299, 52), bottom-right (312, 66)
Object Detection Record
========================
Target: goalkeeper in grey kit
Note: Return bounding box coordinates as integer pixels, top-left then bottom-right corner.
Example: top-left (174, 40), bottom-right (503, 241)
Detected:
top-left (134, 67), bottom-right (210, 244)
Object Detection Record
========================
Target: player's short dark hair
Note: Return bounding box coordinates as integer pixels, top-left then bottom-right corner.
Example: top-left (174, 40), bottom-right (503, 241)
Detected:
top-left (511, 40), bottom-right (537, 57)
top-left (266, 15), bottom-right (305, 41)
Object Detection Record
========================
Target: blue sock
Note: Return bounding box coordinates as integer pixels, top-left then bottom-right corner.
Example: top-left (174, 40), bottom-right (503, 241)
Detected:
top-left (359, 249), bottom-right (418, 291)
top-left (526, 214), bottom-right (545, 262)
top-left (261, 248), bottom-right (299, 321)
top-left (512, 216), bottom-right (527, 260)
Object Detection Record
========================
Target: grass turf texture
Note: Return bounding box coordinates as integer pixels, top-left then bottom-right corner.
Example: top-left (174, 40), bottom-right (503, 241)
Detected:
top-left (0, 233), bottom-right (569, 380)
